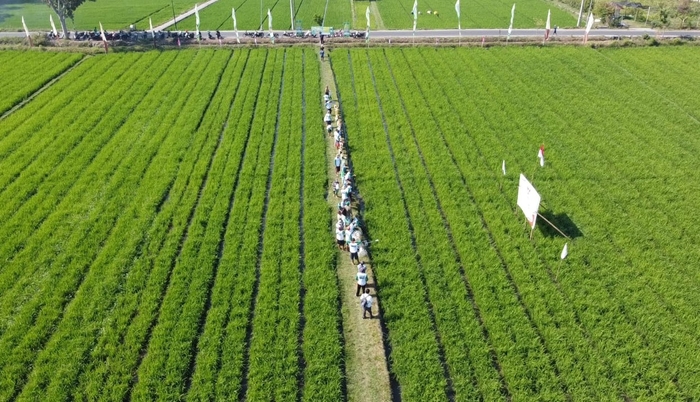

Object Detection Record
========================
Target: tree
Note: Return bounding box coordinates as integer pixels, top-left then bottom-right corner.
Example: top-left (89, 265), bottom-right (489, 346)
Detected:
top-left (593, 2), bottom-right (616, 26)
top-left (42, 0), bottom-right (96, 38)
top-left (676, 0), bottom-right (699, 28)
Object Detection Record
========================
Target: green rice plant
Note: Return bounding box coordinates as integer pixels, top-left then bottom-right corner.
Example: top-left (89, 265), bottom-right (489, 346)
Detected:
top-left (0, 51), bottom-right (82, 115)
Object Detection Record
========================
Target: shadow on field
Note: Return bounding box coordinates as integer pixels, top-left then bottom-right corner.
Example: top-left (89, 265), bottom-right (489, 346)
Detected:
top-left (537, 210), bottom-right (583, 239)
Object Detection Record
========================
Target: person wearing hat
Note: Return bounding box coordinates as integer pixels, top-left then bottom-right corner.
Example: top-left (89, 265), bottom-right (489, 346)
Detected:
top-left (355, 267), bottom-right (368, 296)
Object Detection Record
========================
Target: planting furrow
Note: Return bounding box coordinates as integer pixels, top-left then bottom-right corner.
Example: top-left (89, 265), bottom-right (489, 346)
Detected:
top-left (78, 49), bottom-right (249, 401)
top-left (477, 47), bottom-right (699, 397)
top-left (0, 53), bottom-right (84, 119)
top-left (0, 55), bottom-right (110, 145)
top-left (0, 52), bottom-right (83, 116)
top-left (0, 52), bottom-right (169, 250)
top-left (181, 50), bottom-right (273, 402)
top-left (0, 51), bottom-right (195, 324)
top-left (370, 49), bottom-right (497, 402)
top-left (0, 54), bottom-right (139, 192)
top-left (246, 49), bottom-right (303, 401)
top-left (127, 51), bottom-right (277, 402)
top-left (16, 50), bottom-right (234, 402)
top-left (379, 48), bottom-right (514, 401)
top-left (0, 50), bottom-right (217, 402)
top-left (348, 50), bottom-right (449, 400)
top-left (418, 48), bottom-right (621, 399)
top-left (332, 49), bottom-right (447, 401)
top-left (296, 49), bottom-right (308, 402)
top-left (75, 50), bottom-right (259, 402)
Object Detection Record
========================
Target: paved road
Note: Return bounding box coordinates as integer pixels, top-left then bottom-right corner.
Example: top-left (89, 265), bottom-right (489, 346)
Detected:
top-left (2, 28), bottom-right (698, 39)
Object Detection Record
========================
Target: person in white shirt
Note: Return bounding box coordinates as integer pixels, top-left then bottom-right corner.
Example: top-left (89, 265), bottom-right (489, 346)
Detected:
top-left (360, 289), bottom-right (373, 319)
top-left (355, 268), bottom-right (368, 296)
top-left (349, 239), bottom-right (360, 264)
top-left (335, 228), bottom-right (345, 250)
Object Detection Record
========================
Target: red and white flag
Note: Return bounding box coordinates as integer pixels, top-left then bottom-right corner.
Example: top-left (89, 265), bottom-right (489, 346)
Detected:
top-left (538, 145), bottom-right (545, 167)
top-left (584, 13), bottom-right (594, 43)
top-left (544, 9), bottom-right (551, 40)
top-left (22, 16), bottom-right (32, 46)
top-left (50, 15), bottom-right (58, 37)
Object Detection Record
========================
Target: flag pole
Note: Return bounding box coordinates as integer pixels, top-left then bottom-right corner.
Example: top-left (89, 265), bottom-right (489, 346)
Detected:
top-left (536, 213), bottom-right (571, 239)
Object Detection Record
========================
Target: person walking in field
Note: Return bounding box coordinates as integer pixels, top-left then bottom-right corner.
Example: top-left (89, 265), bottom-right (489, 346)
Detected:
top-left (357, 261), bottom-right (366, 273)
top-left (360, 288), bottom-right (373, 318)
top-left (356, 267), bottom-right (368, 296)
top-left (334, 154), bottom-right (342, 174)
top-left (336, 228), bottom-right (345, 250)
top-left (333, 179), bottom-right (340, 197)
top-left (324, 111), bottom-right (332, 125)
top-left (349, 238), bottom-right (360, 264)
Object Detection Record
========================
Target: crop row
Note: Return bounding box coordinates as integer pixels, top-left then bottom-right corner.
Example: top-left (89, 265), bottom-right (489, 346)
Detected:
top-left (473, 47), bottom-right (700, 397)
top-left (392, 47), bottom-right (611, 399)
top-left (333, 47), bottom-right (700, 400)
top-left (178, 0), bottom-right (352, 32)
top-left (374, 0), bottom-right (575, 29)
top-left (331, 49), bottom-right (449, 401)
top-left (67, 49), bottom-right (254, 401)
top-left (0, 48), bottom-right (346, 399)
top-left (0, 49), bottom-right (218, 399)
top-left (400, 47), bottom-right (696, 395)
top-left (244, 48), bottom-right (301, 400)
top-left (0, 51), bottom-right (83, 115)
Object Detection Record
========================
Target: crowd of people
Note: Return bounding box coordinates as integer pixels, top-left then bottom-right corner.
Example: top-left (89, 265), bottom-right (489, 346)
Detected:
top-left (325, 85), bottom-right (374, 320)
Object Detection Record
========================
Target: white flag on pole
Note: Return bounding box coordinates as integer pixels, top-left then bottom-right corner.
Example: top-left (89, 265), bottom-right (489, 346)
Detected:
top-left (195, 3), bottom-right (201, 39)
top-left (50, 15), bottom-right (58, 37)
top-left (21, 16), bottom-right (30, 38)
top-left (150, 17), bottom-right (155, 38)
top-left (366, 6), bottom-right (371, 38)
top-left (233, 8), bottom-right (240, 43)
top-left (502, 160), bottom-right (506, 175)
top-left (99, 22), bottom-right (108, 52)
top-left (268, 9), bottom-right (273, 39)
top-left (584, 13), bottom-right (594, 43)
top-left (517, 174), bottom-right (541, 229)
top-left (560, 242), bottom-right (569, 259)
top-left (545, 9), bottom-right (551, 40)
top-left (507, 4), bottom-right (515, 38)
top-left (538, 145), bottom-right (545, 167)
top-left (412, 0), bottom-right (418, 32)
top-left (455, 0), bottom-right (461, 30)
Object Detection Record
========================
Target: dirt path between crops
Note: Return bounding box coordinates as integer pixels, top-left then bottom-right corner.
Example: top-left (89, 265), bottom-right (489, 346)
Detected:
top-left (318, 51), bottom-right (392, 402)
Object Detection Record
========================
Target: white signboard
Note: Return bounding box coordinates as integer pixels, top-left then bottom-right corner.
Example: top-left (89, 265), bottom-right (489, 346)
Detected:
top-left (517, 174), bottom-right (541, 229)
